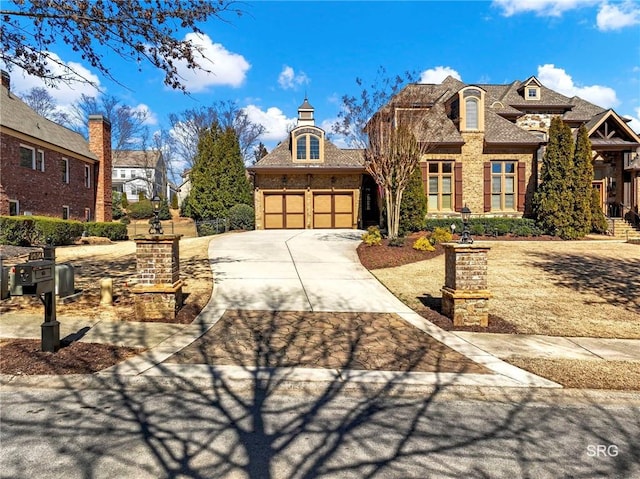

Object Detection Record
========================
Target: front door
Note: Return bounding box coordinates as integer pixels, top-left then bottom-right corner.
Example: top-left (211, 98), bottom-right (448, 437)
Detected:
top-left (361, 174), bottom-right (380, 227)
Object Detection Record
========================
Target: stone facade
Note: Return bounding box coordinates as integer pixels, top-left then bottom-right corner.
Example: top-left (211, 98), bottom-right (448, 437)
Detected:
top-left (441, 243), bottom-right (491, 327)
top-left (132, 235), bottom-right (183, 321)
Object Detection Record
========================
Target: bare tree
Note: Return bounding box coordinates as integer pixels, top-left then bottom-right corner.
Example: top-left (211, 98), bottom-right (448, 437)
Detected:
top-left (20, 87), bottom-right (71, 125)
top-left (334, 67), bottom-right (437, 239)
top-left (70, 94), bottom-right (150, 154)
top-left (169, 101), bottom-right (265, 169)
top-left (0, 1), bottom-right (243, 92)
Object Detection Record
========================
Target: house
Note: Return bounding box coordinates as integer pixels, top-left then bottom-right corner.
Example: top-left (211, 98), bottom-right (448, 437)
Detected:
top-left (250, 77), bottom-right (640, 230)
top-left (112, 150), bottom-right (167, 202)
top-left (248, 98), bottom-right (370, 229)
top-left (0, 71), bottom-right (112, 222)
top-left (176, 169), bottom-right (192, 209)
top-left (383, 75), bottom-right (640, 220)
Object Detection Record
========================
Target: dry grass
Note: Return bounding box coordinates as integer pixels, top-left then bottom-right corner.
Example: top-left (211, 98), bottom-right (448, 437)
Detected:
top-left (371, 240), bottom-right (640, 339)
top-left (507, 357), bottom-right (640, 390)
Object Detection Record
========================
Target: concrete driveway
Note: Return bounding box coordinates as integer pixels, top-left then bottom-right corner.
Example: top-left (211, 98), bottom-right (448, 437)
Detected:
top-left (208, 229), bottom-right (414, 313)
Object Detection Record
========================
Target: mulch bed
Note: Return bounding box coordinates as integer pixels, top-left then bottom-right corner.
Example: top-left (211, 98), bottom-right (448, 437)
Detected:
top-left (0, 339), bottom-right (142, 375)
top-left (356, 232), bottom-right (445, 270)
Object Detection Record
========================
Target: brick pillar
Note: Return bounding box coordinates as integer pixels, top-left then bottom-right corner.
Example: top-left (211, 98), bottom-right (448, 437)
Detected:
top-left (132, 234), bottom-right (183, 321)
top-left (441, 243), bottom-right (491, 327)
top-left (88, 115), bottom-right (112, 222)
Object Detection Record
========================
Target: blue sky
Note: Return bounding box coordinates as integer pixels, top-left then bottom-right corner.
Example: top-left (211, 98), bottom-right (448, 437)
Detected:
top-left (7, 0), bottom-right (640, 165)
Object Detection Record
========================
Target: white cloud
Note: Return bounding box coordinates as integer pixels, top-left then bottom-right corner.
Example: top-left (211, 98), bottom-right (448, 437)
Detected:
top-left (131, 103), bottom-right (158, 126)
top-left (278, 66), bottom-right (310, 90)
top-left (537, 64), bottom-right (619, 108)
top-left (625, 107), bottom-right (640, 134)
top-left (173, 33), bottom-right (250, 92)
top-left (243, 104), bottom-right (296, 143)
top-left (596, 1), bottom-right (640, 31)
top-left (419, 66), bottom-right (462, 84)
top-left (8, 52), bottom-right (101, 107)
top-left (492, 0), bottom-right (599, 17)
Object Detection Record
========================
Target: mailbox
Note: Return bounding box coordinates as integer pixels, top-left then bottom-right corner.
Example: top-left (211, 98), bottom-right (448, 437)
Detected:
top-left (9, 260), bottom-right (55, 296)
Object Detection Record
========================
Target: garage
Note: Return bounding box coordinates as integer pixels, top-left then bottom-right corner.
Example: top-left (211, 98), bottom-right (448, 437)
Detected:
top-left (263, 193), bottom-right (305, 229)
top-left (313, 193), bottom-right (354, 228)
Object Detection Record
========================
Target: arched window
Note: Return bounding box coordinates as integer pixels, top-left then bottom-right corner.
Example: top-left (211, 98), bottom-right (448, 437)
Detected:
top-left (465, 98), bottom-right (478, 130)
top-left (293, 127), bottom-right (323, 161)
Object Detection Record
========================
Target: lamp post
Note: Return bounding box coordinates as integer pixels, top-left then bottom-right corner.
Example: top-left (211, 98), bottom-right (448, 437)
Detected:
top-left (149, 195), bottom-right (164, 234)
top-left (459, 204), bottom-right (473, 244)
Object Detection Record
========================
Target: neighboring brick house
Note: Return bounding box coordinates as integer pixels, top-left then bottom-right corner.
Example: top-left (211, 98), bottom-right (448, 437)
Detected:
top-left (0, 71), bottom-right (112, 222)
top-left (112, 150), bottom-right (167, 202)
top-left (384, 75), bottom-right (640, 220)
top-left (248, 99), bottom-right (370, 229)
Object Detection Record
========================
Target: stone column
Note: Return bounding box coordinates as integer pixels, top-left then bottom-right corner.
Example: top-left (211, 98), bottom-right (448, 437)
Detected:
top-left (441, 243), bottom-right (491, 327)
top-left (132, 234), bottom-right (183, 321)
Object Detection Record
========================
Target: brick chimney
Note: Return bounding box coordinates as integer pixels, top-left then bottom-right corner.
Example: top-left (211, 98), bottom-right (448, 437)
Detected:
top-left (88, 115), bottom-right (112, 222)
top-left (1, 70), bottom-right (10, 91)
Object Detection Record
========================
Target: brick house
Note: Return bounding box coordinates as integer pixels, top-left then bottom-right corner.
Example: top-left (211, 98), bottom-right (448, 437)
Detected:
top-left (250, 77), bottom-right (640, 230)
top-left (0, 71), bottom-right (112, 222)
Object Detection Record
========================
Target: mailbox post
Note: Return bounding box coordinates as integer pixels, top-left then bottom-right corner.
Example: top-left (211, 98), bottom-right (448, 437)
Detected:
top-left (8, 244), bottom-right (59, 352)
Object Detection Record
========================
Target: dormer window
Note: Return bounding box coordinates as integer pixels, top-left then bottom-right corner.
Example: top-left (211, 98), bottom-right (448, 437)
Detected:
top-left (460, 87), bottom-right (484, 131)
top-left (292, 127), bottom-right (324, 162)
top-left (527, 87), bottom-right (539, 100)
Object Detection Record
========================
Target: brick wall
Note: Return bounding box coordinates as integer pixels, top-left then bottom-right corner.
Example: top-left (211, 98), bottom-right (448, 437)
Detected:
top-left (0, 133), bottom-right (95, 220)
top-left (134, 236), bottom-right (181, 285)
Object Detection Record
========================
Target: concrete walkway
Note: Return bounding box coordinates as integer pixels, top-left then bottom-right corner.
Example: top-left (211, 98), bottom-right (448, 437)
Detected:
top-left (2, 229), bottom-right (640, 390)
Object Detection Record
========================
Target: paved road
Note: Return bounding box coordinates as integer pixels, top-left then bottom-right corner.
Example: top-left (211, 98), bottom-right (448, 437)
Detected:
top-left (1, 382), bottom-right (639, 479)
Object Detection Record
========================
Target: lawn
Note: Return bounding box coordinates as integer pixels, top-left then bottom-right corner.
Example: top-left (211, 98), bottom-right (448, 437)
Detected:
top-left (368, 238), bottom-right (640, 339)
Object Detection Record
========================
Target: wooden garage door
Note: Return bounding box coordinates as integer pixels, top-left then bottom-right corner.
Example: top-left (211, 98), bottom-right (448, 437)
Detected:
top-left (313, 193), bottom-right (353, 228)
top-left (264, 193), bottom-right (305, 229)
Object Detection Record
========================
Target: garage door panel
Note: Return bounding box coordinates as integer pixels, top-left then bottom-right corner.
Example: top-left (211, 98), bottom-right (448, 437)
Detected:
top-left (264, 195), bottom-right (284, 213)
top-left (286, 195), bottom-right (304, 213)
top-left (314, 213), bottom-right (333, 228)
top-left (314, 195), bottom-right (332, 213)
top-left (334, 194), bottom-right (353, 213)
top-left (264, 214), bottom-right (284, 229)
top-left (286, 214), bottom-right (305, 228)
top-left (334, 213), bottom-right (353, 228)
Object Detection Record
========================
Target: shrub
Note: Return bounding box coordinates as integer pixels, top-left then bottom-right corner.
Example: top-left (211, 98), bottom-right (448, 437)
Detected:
top-left (399, 166), bottom-right (427, 233)
top-left (33, 217), bottom-right (84, 245)
top-left (112, 192), bottom-right (125, 219)
top-left (0, 216), bottom-right (36, 246)
top-left (388, 236), bottom-right (405, 247)
top-left (413, 236), bottom-right (435, 251)
top-left (228, 204), bottom-right (255, 230)
top-left (171, 194), bottom-right (179, 210)
top-left (85, 222), bottom-right (128, 240)
top-left (469, 222), bottom-right (485, 236)
top-left (430, 226), bottom-right (453, 244)
top-left (128, 199), bottom-right (154, 219)
top-left (121, 194), bottom-right (129, 209)
top-left (120, 216), bottom-right (131, 225)
top-left (361, 225), bottom-right (382, 246)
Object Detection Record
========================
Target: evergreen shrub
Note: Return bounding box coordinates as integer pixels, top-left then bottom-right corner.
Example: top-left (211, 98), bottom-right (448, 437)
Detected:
top-left (228, 204), bottom-right (255, 230)
top-left (362, 226), bottom-right (382, 246)
top-left (430, 227), bottom-right (453, 244)
top-left (413, 236), bottom-right (435, 251)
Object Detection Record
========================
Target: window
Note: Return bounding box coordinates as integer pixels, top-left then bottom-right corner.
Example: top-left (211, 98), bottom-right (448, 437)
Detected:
top-left (527, 88), bottom-right (539, 99)
top-left (61, 159), bottom-right (69, 183)
top-left (426, 161), bottom-right (454, 211)
top-left (84, 208), bottom-right (91, 221)
top-left (465, 99), bottom-right (478, 129)
top-left (62, 206), bottom-right (70, 220)
top-left (491, 161), bottom-right (516, 210)
top-left (9, 200), bottom-right (19, 216)
top-left (19, 145), bottom-right (34, 168)
top-left (293, 128), bottom-right (323, 161)
top-left (120, 170), bottom-right (126, 178)
top-left (84, 165), bottom-right (91, 188)
top-left (36, 150), bottom-right (44, 171)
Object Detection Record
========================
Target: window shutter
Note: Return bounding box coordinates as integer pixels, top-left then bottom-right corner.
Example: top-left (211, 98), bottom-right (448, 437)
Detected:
top-left (517, 162), bottom-right (526, 212)
top-left (454, 163), bottom-right (463, 212)
top-left (483, 162), bottom-right (492, 212)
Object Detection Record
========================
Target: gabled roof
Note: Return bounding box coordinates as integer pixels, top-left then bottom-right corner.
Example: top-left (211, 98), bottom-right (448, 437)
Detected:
top-left (0, 83), bottom-right (96, 160)
top-left (113, 150), bottom-right (163, 168)
top-left (585, 109), bottom-right (640, 149)
top-left (251, 137), bottom-right (364, 170)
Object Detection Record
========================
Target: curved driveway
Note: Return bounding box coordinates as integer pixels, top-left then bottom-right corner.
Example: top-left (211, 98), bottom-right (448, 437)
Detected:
top-left (208, 229), bottom-right (413, 313)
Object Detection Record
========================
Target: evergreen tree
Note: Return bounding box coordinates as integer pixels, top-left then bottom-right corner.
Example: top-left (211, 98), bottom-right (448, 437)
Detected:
top-left (590, 188), bottom-right (609, 233)
top-left (399, 164), bottom-right (427, 233)
top-left (533, 116), bottom-right (577, 239)
top-left (571, 124), bottom-right (594, 236)
top-left (186, 123), bottom-right (252, 220)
